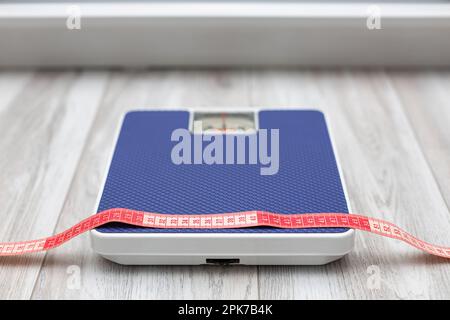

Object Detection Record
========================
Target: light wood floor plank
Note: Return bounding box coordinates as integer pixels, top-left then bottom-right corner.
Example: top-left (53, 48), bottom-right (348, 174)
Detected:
top-left (0, 71), bottom-right (109, 299)
top-left (388, 71), bottom-right (450, 208)
top-left (0, 71), bottom-right (34, 112)
top-left (31, 71), bottom-right (258, 299)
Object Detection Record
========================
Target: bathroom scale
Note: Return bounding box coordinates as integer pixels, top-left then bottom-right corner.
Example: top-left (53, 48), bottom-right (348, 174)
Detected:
top-left (90, 109), bottom-right (354, 265)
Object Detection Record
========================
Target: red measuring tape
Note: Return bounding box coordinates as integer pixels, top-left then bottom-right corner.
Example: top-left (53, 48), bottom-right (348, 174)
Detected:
top-left (1, 208), bottom-right (449, 258)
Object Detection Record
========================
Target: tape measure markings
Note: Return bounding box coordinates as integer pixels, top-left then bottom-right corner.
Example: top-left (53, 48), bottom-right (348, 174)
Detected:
top-left (0, 208), bottom-right (449, 258)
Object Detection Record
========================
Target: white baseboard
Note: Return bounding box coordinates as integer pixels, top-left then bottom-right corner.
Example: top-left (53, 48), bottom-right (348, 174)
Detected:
top-left (1, 2), bottom-right (450, 67)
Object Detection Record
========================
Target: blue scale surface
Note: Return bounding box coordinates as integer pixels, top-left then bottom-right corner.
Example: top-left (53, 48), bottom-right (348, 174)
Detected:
top-left (96, 110), bottom-right (349, 233)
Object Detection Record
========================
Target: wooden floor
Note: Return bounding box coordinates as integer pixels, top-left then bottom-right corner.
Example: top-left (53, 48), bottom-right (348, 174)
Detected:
top-left (0, 69), bottom-right (449, 299)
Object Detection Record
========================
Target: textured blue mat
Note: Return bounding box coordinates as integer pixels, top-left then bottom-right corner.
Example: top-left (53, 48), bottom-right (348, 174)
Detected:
top-left (96, 110), bottom-right (349, 233)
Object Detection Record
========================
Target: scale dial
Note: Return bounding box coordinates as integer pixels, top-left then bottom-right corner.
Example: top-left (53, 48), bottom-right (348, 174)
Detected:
top-left (193, 112), bottom-right (256, 133)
